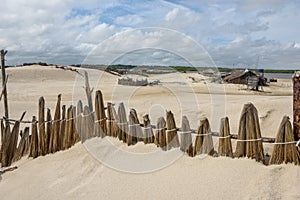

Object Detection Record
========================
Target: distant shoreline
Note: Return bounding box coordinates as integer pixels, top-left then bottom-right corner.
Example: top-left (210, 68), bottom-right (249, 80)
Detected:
top-left (170, 66), bottom-right (296, 74)
top-left (6, 63), bottom-right (297, 74)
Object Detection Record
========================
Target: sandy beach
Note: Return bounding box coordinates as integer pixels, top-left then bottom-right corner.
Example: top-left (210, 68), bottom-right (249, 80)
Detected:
top-left (0, 65), bottom-right (299, 199)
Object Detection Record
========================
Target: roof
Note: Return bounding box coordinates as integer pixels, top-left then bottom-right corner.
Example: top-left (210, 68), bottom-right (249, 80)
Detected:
top-left (223, 70), bottom-right (258, 82)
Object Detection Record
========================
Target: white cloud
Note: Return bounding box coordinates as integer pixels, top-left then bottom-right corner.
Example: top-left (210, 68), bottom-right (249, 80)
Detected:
top-left (165, 8), bottom-right (179, 21)
top-left (115, 14), bottom-right (143, 26)
top-left (0, 0), bottom-right (299, 69)
top-left (84, 28), bottom-right (214, 67)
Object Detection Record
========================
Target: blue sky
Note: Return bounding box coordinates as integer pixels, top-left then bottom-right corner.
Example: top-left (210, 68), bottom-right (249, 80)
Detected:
top-left (1, 0), bottom-right (300, 69)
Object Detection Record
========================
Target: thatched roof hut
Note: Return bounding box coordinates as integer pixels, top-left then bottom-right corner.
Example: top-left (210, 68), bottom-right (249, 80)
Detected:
top-left (223, 70), bottom-right (258, 84)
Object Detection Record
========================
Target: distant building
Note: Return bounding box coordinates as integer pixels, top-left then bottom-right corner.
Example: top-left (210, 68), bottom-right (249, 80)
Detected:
top-left (223, 70), bottom-right (267, 90)
top-left (118, 77), bottom-right (148, 86)
top-left (223, 70), bottom-right (258, 84)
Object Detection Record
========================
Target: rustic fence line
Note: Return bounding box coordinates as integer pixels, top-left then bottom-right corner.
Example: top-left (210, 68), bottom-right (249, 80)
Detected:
top-left (1, 71), bottom-right (300, 168)
top-left (1, 90), bottom-right (300, 168)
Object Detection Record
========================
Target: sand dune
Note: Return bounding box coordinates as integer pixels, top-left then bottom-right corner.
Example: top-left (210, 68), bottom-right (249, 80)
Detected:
top-left (0, 65), bottom-right (298, 200)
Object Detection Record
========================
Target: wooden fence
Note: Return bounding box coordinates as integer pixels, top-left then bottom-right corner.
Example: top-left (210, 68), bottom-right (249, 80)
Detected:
top-left (1, 89), bottom-right (300, 168)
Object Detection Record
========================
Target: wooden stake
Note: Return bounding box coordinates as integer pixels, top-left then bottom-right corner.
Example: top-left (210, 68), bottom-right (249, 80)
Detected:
top-left (52, 94), bottom-right (61, 152)
top-left (270, 116), bottom-right (300, 165)
top-left (1, 49), bottom-right (9, 127)
top-left (76, 100), bottom-right (83, 141)
top-left (65, 106), bottom-right (73, 148)
top-left (118, 102), bottom-right (128, 142)
top-left (107, 102), bottom-right (114, 137)
top-left (83, 105), bottom-right (93, 141)
top-left (143, 114), bottom-right (154, 144)
top-left (6, 118), bottom-right (21, 166)
top-left (72, 106), bottom-right (80, 143)
top-left (180, 116), bottom-right (193, 156)
top-left (0, 119), bottom-right (4, 162)
top-left (60, 105), bottom-right (66, 150)
top-left (166, 111), bottom-right (180, 150)
top-left (218, 117), bottom-right (233, 157)
top-left (38, 97), bottom-right (46, 155)
top-left (194, 118), bottom-right (215, 156)
top-left (29, 116), bottom-right (38, 158)
top-left (23, 127), bottom-right (31, 157)
top-left (156, 117), bottom-right (167, 150)
top-left (95, 90), bottom-right (107, 138)
top-left (45, 108), bottom-right (52, 154)
top-left (1, 124), bottom-right (10, 166)
top-left (235, 103), bottom-right (265, 163)
top-left (13, 127), bottom-right (30, 162)
top-left (129, 109), bottom-right (143, 143)
top-left (293, 71), bottom-right (300, 140)
top-left (84, 71), bottom-right (93, 113)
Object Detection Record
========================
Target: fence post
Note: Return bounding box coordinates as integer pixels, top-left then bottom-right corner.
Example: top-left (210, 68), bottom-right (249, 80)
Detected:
top-left (293, 71), bottom-right (300, 140)
top-left (38, 97), bottom-right (46, 155)
top-left (1, 49), bottom-right (9, 127)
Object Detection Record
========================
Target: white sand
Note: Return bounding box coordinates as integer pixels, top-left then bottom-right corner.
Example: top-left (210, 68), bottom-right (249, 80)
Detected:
top-left (0, 65), bottom-right (299, 199)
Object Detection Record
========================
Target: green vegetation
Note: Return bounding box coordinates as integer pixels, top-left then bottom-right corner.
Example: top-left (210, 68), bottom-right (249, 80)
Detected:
top-left (24, 62), bottom-right (296, 74)
top-left (264, 69), bottom-right (295, 73)
top-left (170, 66), bottom-right (295, 73)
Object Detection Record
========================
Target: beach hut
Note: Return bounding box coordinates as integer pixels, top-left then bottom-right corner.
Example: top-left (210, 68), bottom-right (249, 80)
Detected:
top-left (223, 70), bottom-right (266, 90)
top-left (223, 70), bottom-right (258, 85)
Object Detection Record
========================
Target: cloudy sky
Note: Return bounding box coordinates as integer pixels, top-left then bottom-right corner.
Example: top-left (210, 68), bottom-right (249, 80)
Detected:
top-left (1, 0), bottom-right (300, 69)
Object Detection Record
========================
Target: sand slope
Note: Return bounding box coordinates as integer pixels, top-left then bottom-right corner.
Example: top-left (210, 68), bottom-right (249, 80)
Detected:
top-left (1, 139), bottom-right (300, 200)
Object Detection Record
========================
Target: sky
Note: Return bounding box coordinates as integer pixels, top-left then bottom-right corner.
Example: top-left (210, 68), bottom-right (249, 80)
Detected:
top-left (1, 0), bottom-right (300, 69)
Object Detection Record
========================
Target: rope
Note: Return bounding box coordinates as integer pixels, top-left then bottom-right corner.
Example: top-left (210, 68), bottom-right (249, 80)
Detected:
top-left (94, 118), bottom-right (107, 123)
top-left (142, 126), bottom-right (152, 130)
top-left (154, 127), bottom-right (166, 131)
top-left (178, 131), bottom-right (192, 134)
top-left (66, 117), bottom-right (76, 122)
top-left (166, 128), bottom-right (177, 133)
top-left (81, 112), bottom-right (95, 117)
top-left (236, 138), bottom-right (262, 142)
top-left (272, 141), bottom-right (298, 145)
top-left (195, 132), bottom-right (212, 136)
top-left (128, 124), bottom-right (140, 127)
top-left (218, 135), bottom-right (231, 139)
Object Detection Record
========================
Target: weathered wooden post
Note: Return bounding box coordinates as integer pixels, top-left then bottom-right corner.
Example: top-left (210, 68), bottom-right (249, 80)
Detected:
top-left (293, 71), bottom-right (300, 140)
top-left (84, 71), bottom-right (93, 113)
top-left (1, 49), bottom-right (9, 127)
top-left (118, 102), bottom-right (128, 142)
top-left (166, 111), bottom-right (180, 150)
top-left (38, 97), bottom-right (46, 155)
top-left (29, 116), bottom-right (38, 158)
